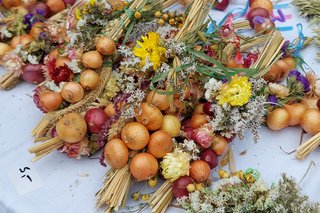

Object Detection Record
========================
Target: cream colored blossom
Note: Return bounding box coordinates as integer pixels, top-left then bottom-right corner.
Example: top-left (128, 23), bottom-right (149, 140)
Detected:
top-left (268, 83), bottom-right (289, 98)
top-left (160, 149), bottom-right (191, 182)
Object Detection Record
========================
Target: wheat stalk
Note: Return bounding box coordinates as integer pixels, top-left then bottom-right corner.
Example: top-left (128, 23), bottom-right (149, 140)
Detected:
top-left (148, 180), bottom-right (173, 213)
top-left (296, 132), bottom-right (320, 160)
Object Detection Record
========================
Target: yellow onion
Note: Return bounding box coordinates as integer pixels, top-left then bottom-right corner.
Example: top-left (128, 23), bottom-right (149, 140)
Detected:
top-left (160, 115), bottom-right (181, 137)
top-left (10, 34), bottom-right (34, 48)
top-left (130, 153), bottom-right (158, 181)
top-left (251, 0), bottom-right (273, 14)
top-left (189, 160), bottom-right (211, 183)
top-left (55, 56), bottom-right (70, 68)
top-left (190, 113), bottom-right (209, 129)
top-left (56, 113), bottom-right (87, 143)
top-left (2, 0), bottom-right (22, 9)
top-left (46, 0), bottom-right (66, 14)
top-left (301, 109), bottom-right (320, 135)
top-left (39, 91), bottom-right (63, 112)
top-left (104, 139), bottom-right (129, 169)
top-left (121, 122), bottom-right (149, 150)
top-left (61, 82), bottom-right (84, 103)
top-left (80, 69), bottom-right (100, 90)
top-left (135, 102), bottom-right (163, 131)
top-left (29, 22), bottom-right (46, 39)
top-left (148, 130), bottom-right (173, 158)
top-left (302, 97), bottom-right (319, 110)
top-left (146, 90), bottom-right (170, 111)
top-left (0, 43), bottom-right (13, 57)
top-left (284, 103), bottom-right (306, 126)
top-left (82, 50), bottom-right (103, 69)
top-left (266, 108), bottom-right (289, 131)
top-left (96, 36), bottom-right (116, 56)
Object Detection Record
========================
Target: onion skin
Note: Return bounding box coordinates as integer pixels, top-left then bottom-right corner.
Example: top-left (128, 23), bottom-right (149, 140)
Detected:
top-left (46, 0), bottom-right (66, 14)
top-left (148, 130), bottom-right (173, 158)
top-left (211, 135), bottom-right (228, 156)
top-left (29, 22), bottom-right (46, 39)
top-left (214, 0), bottom-right (229, 11)
top-left (39, 91), bottom-right (63, 112)
top-left (82, 51), bottom-right (103, 69)
top-left (96, 36), bottom-right (116, 56)
top-left (104, 139), bottom-right (129, 169)
top-left (189, 160), bottom-right (211, 183)
top-left (55, 56), bottom-right (70, 68)
top-left (192, 127), bottom-right (213, 149)
top-left (10, 34), bottom-right (34, 49)
top-left (301, 109), bottom-right (320, 135)
top-left (254, 18), bottom-right (275, 34)
top-left (61, 82), bottom-right (84, 103)
top-left (84, 108), bottom-right (108, 134)
top-left (56, 113), bottom-right (87, 143)
top-left (135, 102), bottom-right (163, 131)
top-left (192, 103), bottom-right (204, 115)
top-left (121, 122), bottom-right (150, 150)
top-left (129, 153), bottom-right (158, 181)
top-left (263, 63), bottom-right (281, 82)
top-left (284, 103), bottom-right (306, 126)
top-left (160, 115), bottom-right (181, 137)
top-left (251, 0), bottom-right (273, 14)
top-left (190, 114), bottom-right (209, 129)
top-left (302, 97), bottom-right (319, 110)
top-left (276, 59), bottom-right (290, 80)
top-left (146, 90), bottom-right (170, 111)
top-left (2, 0), bottom-right (22, 9)
top-left (80, 69), bottom-right (100, 90)
top-left (283, 57), bottom-right (296, 70)
top-left (172, 176), bottom-right (193, 198)
top-left (203, 102), bottom-right (214, 116)
top-left (267, 108), bottom-right (290, 131)
top-left (21, 63), bottom-right (45, 84)
top-left (200, 149), bottom-right (218, 169)
top-left (247, 7), bottom-right (270, 28)
top-left (0, 43), bottom-right (13, 57)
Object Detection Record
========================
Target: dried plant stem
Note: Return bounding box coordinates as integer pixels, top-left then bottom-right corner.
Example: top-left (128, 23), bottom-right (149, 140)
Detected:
top-left (28, 137), bottom-right (64, 162)
top-left (240, 35), bottom-right (268, 51)
top-left (163, 0), bottom-right (181, 8)
top-left (32, 66), bottom-right (111, 139)
top-left (0, 70), bottom-right (20, 90)
top-left (234, 20), bottom-right (251, 31)
top-left (296, 132), bottom-right (320, 160)
top-left (96, 165), bottom-right (132, 212)
top-left (174, 0), bottom-right (214, 41)
top-left (228, 148), bottom-right (236, 175)
top-left (252, 30), bottom-right (285, 77)
top-left (148, 180), bottom-right (173, 213)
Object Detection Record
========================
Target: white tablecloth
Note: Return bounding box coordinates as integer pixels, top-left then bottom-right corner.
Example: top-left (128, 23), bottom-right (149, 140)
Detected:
top-left (0, 2), bottom-right (320, 213)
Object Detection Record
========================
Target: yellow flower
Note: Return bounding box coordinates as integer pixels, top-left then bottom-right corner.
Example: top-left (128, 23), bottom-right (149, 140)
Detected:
top-left (133, 32), bottom-right (166, 70)
top-left (75, 8), bottom-right (81, 20)
top-left (216, 75), bottom-right (252, 106)
top-left (160, 149), bottom-right (191, 182)
top-left (89, 0), bottom-right (96, 6)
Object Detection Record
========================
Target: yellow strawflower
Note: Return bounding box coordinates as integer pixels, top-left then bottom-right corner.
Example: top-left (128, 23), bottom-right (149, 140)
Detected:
top-left (133, 32), bottom-right (166, 70)
top-left (160, 149), bottom-right (191, 182)
top-left (216, 75), bottom-right (252, 106)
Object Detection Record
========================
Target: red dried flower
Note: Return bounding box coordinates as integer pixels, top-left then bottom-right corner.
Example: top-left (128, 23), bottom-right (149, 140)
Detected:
top-left (243, 52), bottom-right (259, 68)
top-left (33, 86), bottom-right (47, 113)
top-left (49, 64), bottom-right (73, 85)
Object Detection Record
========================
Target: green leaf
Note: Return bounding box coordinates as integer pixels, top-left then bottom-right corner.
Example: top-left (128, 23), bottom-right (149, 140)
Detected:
top-left (151, 70), bottom-right (169, 83)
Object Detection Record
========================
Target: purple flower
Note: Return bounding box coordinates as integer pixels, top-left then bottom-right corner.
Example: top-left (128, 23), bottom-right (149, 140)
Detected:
top-left (288, 70), bottom-right (302, 78)
top-left (288, 70), bottom-right (310, 92)
top-left (267, 95), bottom-right (277, 105)
top-left (221, 78), bottom-right (228, 83)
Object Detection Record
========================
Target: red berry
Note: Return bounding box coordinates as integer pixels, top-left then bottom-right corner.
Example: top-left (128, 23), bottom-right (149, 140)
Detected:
top-left (214, 0), bottom-right (229, 11)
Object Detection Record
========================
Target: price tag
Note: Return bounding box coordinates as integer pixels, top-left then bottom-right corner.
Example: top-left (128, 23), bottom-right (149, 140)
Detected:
top-left (7, 165), bottom-right (44, 196)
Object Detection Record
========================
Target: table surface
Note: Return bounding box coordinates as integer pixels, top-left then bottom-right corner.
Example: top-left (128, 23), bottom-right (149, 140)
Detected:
top-left (1, 2), bottom-right (320, 213)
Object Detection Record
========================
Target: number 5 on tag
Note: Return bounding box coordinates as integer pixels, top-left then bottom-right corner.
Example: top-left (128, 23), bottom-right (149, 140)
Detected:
top-left (8, 165), bottom-right (44, 196)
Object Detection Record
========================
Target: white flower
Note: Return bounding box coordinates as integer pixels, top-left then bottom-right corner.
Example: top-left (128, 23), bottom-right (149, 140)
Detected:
top-left (204, 78), bottom-right (223, 101)
top-left (27, 55), bottom-right (39, 64)
top-left (45, 81), bottom-right (65, 92)
top-left (68, 60), bottom-right (81, 73)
